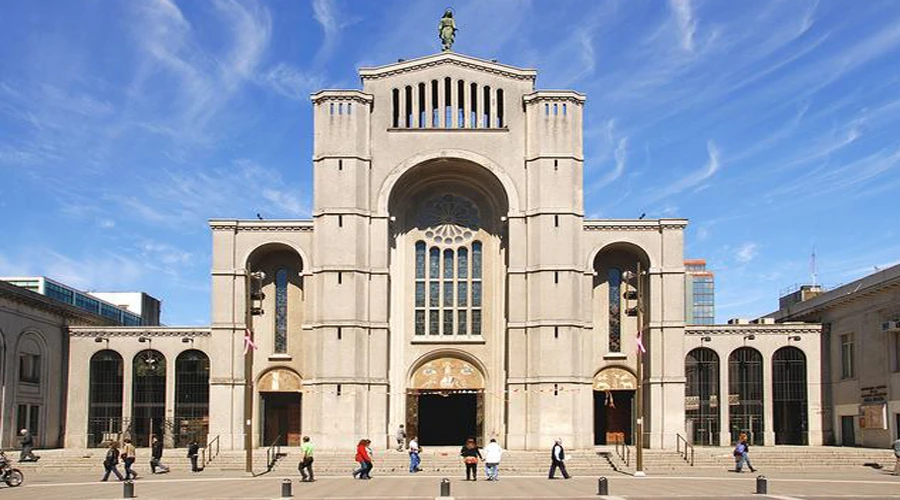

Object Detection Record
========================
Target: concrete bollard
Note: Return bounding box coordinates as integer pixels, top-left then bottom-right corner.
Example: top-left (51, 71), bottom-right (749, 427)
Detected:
top-left (123, 480), bottom-right (134, 498)
top-left (281, 478), bottom-right (292, 498)
top-left (439, 477), bottom-right (451, 497)
top-left (598, 476), bottom-right (609, 496)
top-left (755, 475), bottom-right (767, 495)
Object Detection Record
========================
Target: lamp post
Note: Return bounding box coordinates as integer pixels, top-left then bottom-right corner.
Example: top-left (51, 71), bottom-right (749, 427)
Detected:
top-left (623, 262), bottom-right (646, 477)
top-left (245, 271), bottom-right (266, 473)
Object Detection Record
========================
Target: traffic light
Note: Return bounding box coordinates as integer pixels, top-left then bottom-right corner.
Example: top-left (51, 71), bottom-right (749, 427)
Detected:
top-left (249, 271), bottom-right (266, 316)
top-left (622, 270), bottom-right (640, 317)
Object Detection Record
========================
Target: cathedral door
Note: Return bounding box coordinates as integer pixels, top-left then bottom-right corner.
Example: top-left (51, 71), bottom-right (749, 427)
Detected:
top-left (261, 393), bottom-right (302, 446)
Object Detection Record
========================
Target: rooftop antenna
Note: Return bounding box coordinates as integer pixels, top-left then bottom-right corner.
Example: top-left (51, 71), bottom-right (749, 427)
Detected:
top-left (810, 247), bottom-right (818, 287)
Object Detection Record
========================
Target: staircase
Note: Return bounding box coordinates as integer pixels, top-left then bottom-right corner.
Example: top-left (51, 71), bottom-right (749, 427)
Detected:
top-left (618, 446), bottom-right (894, 473)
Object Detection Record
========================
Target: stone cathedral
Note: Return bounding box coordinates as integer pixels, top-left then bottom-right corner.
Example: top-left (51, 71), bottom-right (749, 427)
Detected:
top-left (59, 47), bottom-right (823, 453)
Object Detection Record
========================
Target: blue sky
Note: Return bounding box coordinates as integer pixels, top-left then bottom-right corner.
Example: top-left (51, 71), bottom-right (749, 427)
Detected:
top-left (1, 0), bottom-right (899, 325)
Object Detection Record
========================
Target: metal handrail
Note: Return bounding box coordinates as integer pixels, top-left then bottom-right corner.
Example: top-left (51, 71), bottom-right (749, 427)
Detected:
top-left (202, 435), bottom-right (221, 468)
top-left (614, 435), bottom-right (630, 466)
top-left (676, 433), bottom-right (694, 466)
top-left (265, 434), bottom-right (282, 471)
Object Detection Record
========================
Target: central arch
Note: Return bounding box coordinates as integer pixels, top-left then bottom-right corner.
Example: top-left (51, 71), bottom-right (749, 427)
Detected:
top-left (407, 354), bottom-right (486, 447)
top-left (257, 367), bottom-right (303, 446)
top-left (593, 366), bottom-right (637, 445)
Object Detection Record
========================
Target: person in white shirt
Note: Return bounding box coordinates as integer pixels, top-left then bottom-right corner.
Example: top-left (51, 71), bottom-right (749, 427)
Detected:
top-left (408, 437), bottom-right (422, 473)
top-left (484, 438), bottom-right (503, 481)
top-left (548, 438), bottom-right (570, 479)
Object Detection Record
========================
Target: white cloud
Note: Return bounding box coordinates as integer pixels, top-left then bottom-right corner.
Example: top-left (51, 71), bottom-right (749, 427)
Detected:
top-left (647, 140), bottom-right (720, 202)
top-left (735, 243), bottom-right (759, 263)
top-left (258, 63), bottom-right (324, 101)
top-left (669, 0), bottom-right (697, 52)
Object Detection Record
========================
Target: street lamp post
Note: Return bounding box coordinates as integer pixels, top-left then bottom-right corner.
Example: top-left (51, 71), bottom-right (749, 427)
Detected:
top-left (624, 263), bottom-right (646, 477)
top-left (245, 271), bottom-right (265, 474)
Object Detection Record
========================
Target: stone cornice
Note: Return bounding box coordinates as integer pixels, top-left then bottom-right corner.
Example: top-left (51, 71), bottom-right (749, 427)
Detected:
top-left (69, 326), bottom-right (211, 337)
top-left (523, 90), bottom-right (587, 104)
top-left (358, 52), bottom-right (537, 81)
top-left (209, 219), bottom-right (314, 232)
top-left (685, 323), bottom-right (821, 336)
top-left (583, 219), bottom-right (688, 231)
top-left (309, 90), bottom-right (373, 105)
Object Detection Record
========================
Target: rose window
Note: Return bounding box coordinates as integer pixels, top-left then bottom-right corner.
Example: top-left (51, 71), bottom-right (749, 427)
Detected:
top-left (416, 194), bottom-right (480, 245)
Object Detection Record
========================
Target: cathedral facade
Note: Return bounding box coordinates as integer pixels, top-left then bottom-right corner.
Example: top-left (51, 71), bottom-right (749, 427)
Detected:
top-left (58, 52), bottom-right (823, 452)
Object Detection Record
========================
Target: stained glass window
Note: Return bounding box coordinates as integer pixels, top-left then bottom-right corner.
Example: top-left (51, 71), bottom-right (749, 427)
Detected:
top-left (472, 242), bottom-right (482, 279)
top-left (444, 309), bottom-right (453, 335)
top-left (472, 310), bottom-right (482, 335)
top-left (429, 248), bottom-right (440, 279)
top-left (458, 282), bottom-right (468, 306)
top-left (429, 282), bottom-right (439, 306)
top-left (443, 282), bottom-right (453, 307)
top-left (444, 249), bottom-right (453, 278)
top-left (458, 310), bottom-right (467, 335)
top-left (429, 310), bottom-right (439, 335)
top-left (458, 248), bottom-right (468, 278)
top-left (472, 282), bottom-right (482, 307)
top-left (275, 268), bottom-right (288, 353)
top-left (608, 268), bottom-right (622, 353)
top-left (415, 282), bottom-right (425, 307)
top-left (415, 242), bottom-right (426, 279)
top-left (415, 310), bottom-right (425, 335)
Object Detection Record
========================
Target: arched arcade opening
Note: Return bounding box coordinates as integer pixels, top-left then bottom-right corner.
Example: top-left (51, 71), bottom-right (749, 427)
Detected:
top-left (406, 356), bottom-right (486, 446)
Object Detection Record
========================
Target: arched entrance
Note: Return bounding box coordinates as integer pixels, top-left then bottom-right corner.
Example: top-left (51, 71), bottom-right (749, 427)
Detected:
top-left (88, 350), bottom-right (123, 447)
top-left (258, 368), bottom-right (302, 446)
top-left (407, 357), bottom-right (485, 446)
top-left (132, 349), bottom-right (166, 447)
top-left (728, 347), bottom-right (764, 445)
top-left (685, 348), bottom-right (720, 446)
top-left (174, 350), bottom-right (210, 447)
top-left (773, 346), bottom-right (808, 445)
top-left (593, 367), bottom-right (637, 445)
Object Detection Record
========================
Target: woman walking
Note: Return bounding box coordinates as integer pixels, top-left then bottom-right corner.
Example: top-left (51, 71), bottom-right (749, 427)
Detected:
top-left (459, 437), bottom-right (482, 481)
top-left (733, 433), bottom-right (757, 473)
top-left (100, 442), bottom-right (125, 482)
top-left (121, 438), bottom-right (138, 480)
top-left (353, 439), bottom-right (373, 479)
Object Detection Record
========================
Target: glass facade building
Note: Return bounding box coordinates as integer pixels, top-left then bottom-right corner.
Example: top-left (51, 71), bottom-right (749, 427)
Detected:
top-left (685, 260), bottom-right (715, 325)
top-left (2, 277), bottom-right (144, 326)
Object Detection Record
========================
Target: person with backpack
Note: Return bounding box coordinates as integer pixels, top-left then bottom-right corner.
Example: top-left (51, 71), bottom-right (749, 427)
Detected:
top-left (100, 442), bottom-right (125, 482)
top-left (149, 435), bottom-right (169, 474)
top-left (187, 439), bottom-right (201, 472)
top-left (298, 436), bottom-right (315, 482)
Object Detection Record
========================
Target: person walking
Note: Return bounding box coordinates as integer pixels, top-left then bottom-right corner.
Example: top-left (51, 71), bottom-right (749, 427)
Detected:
top-left (548, 438), bottom-right (570, 479)
top-left (395, 424), bottom-right (407, 452)
top-left (18, 429), bottom-right (39, 462)
top-left (100, 442), bottom-right (125, 482)
top-left (733, 433), bottom-right (756, 473)
top-left (408, 436), bottom-right (422, 473)
top-left (892, 437), bottom-right (900, 475)
top-left (353, 439), bottom-right (372, 479)
top-left (121, 438), bottom-right (139, 480)
top-left (484, 437), bottom-right (503, 481)
top-left (149, 435), bottom-right (169, 474)
top-left (460, 437), bottom-right (482, 481)
top-left (299, 436), bottom-right (315, 482)
top-left (187, 439), bottom-right (201, 472)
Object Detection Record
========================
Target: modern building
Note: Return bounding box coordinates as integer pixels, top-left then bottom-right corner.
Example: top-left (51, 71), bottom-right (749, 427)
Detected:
top-left (685, 259), bottom-right (715, 325)
top-left (769, 263), bottom-right (900, 448)
top-left (58, 49), bottom-right (827, 453)
top-left (0, 280), bottom-right (116, 449)
top-left (2, 277), bottom-right (158, 326)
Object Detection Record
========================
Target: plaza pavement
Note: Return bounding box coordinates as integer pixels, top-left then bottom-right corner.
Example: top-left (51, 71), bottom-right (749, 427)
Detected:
top-left (8, 466), bottom-right (900, 499)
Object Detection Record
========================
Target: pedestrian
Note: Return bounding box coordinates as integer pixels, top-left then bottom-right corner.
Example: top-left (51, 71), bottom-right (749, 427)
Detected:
top-left (299, 436), bottom-right (315, 482)
top-left (408, 436), bottom-right (422, 473)
top-left (121, 437), bottom-right (139, 480)
top-left (365, 439), bottom-right (375, 478)
top-left (892, 436), bottom-right (900, 475)
top-left (395, 424), bottom-right (407, 452)
top-left (100, 442), bottom-right (125, 482)
top-left (150, 435), bottom-right (169, 474)
top-left (187, 439), bottom-right (201, 472)
top-left (733, 433), bottom-right (756, 473)
top-left (18, 428), bottom-right (39, 462)
top-left (353, 439), bottom-right (372, 479)
top-left (548, 438), bottom-right (570, 479)
top-left (460, 437), bottom-right (482, 481)
top-left (484, 437), bottom-right (502, 481)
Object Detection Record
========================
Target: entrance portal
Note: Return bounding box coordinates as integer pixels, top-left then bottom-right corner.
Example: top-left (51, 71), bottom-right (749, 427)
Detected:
top-left (407, 356), bottom-right (486, 446)
top-left (593, 367), bottom-right (638, 445)
top-left (261, 393), bottom-right (301, 446)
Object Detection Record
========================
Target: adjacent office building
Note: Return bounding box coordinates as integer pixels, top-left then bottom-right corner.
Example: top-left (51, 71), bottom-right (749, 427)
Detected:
top-left (685, 259), bottom-right (715, 325)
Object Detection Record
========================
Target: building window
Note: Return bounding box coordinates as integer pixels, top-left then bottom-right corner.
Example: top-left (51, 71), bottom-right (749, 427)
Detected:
top-left (412, 194), bottom-right (483, 338)
top-left (19, 353), bottom-right (40, 383)
top-left (841, 333), bottom-right (855, 379)
top-left (17, 404), bottom-right (40, 438)
top-left (174, 350), bottom-right (210, 447)
top-left (608, 268), bottom-right (622, 352)
top-left (274, 268), bottom-right (289, 353)
top-left (88, 350), bottom-right (123, 448)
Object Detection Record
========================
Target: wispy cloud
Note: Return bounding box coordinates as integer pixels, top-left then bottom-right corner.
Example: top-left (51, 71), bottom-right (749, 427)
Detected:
top-left (257, 63), bottom-right (324, 101)
top-left (647, 140), bottom-right (720, 202)
top-left (735, 242), bottom-right (759, 263)
top-left (669, 0), bottom-right (696, 52)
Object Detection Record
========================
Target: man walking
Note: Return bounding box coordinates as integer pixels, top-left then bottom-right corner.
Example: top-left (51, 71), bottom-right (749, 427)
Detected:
top-left (150, 435), bottom-right (169, 474)
top-left (187, 439), bottom-right (201, 472)
top-left (548, 438), bottom-right (570, 479)
top-left (299, 436), bottom-right (315, 482)
top-left (484, 437), bottom-right (502, 481)
top-left (893, 436), bottom-right (900, 475)
top-left (18, 428), bottom-right (39, 462)
top-left (395, 424), bottom-right (407, 452)
top-left (408, 436), bottom-right (421, 473)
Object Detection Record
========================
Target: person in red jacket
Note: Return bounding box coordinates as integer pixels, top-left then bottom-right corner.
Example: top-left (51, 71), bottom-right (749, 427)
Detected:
top-left (353, 439), bottom-right (373, 479)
